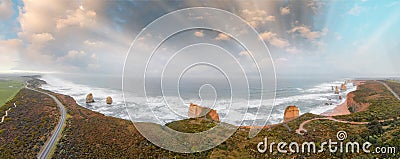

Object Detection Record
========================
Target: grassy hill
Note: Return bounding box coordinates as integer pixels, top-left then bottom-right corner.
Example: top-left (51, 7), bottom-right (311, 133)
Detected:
top-left (0, 80), bottom-right (23, 107)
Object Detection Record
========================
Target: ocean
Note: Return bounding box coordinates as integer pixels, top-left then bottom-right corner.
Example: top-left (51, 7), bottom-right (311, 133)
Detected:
top-left (40, 74), bottom-right (356, 126)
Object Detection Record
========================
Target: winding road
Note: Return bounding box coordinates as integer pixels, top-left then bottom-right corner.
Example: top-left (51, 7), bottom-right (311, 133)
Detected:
top-left (296, 81), bottom-right (400, 135)
top-left (25, 85), bottom-right (66, 159)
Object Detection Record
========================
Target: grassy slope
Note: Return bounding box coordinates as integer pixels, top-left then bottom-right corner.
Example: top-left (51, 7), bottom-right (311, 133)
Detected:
top-left (3, 79), bottom-right (398, 158)
top-left (0, 80), bottom-right (23, 107)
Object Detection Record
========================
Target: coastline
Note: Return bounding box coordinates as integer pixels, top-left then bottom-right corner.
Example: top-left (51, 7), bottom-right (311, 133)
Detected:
top-left (321, 80), bottom-right (365, 117)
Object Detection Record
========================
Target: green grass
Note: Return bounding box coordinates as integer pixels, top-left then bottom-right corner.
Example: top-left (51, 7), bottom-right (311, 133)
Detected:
top-left (0, 80), bottom-right (24, 107)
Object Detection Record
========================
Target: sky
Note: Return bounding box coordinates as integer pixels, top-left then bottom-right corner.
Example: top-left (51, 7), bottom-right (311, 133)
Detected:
top-left (0, 0), bottom-right (399, 78)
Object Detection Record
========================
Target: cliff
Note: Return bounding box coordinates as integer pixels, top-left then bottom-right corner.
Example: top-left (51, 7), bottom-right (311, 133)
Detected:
top-left (346, 92), bottom-right (369, 113)
top-left (283, 105), bottom-right (300, 122)
top-left (188, 103), bottom-right (220, 121)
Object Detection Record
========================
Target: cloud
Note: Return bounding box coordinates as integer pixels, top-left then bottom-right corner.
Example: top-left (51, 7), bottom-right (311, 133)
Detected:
top-left (259, 31), bottom-right (290, 48)
top-left (215, 33), bottom-right (229, 41)
top-left (275, 57), bottom-right (288, 64)
top-left (288, 25), bottom-right (327, 40)
top-left (280, 6), bottom-right (290, 15)
top-left (0, 0), bottom-right (14, 19)
top-left (241, 9), bottom-right (275, 28)
top-left (32, 33), bottom-right (55, 43)
top-left (56, 50), bottom-right (98, 70)
top-left (56, 8), bottom-right (97, 29)
top-left (347, 4), bottom-right (364, 16)
top-left (307, 0), bottom-right (325, 14)
top-left (0, 39), bottom-right (23, 71)
top-left (285, 47), bottom-right (302, 54)
top-left (84, 40), bottom-right (103, 47)
top-left (193, 31), bottom-right (204, 37)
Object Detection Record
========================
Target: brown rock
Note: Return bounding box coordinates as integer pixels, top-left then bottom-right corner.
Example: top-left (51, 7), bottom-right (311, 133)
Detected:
top-left (106, 96), bottom-right (113, 105)
top-left (188, 103), bottom-right (220, 121)
top-left (339, 95), bottom-right (342, 100)
top-left (283, 105), bottom-right (299, 122)
top-left (335, 86), bottom-right (339, 94)
top-left (86, 93), bottom-right (95, 103)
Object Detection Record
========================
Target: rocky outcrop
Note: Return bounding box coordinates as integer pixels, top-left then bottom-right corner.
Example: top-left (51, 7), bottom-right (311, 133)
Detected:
top-left (283, 105), bottom-right (299, 122)
top-left (106, 96), bottom-right (113, 105)
top-left (188, 103), bottom-right (219, 121)
top-left (335, 86), bottom-right (339, 94)
top-left (86, 93), bottom-right (95, 103)
top-left (341, 84), bottom-right (347, 91)
top-left (346, 92), bottom-right (369, 113)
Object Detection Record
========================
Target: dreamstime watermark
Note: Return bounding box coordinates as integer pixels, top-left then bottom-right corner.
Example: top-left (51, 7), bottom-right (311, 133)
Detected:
top-left (122, 7), bottom-right (276, 153)
top-left (257, 131), bottom-right (397, 154)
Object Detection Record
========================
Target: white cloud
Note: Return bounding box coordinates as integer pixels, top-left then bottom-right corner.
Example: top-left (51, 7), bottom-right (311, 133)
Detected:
top-left (0, 0), bottom-right (14, 19)
top-left (32, 33), bottom-right (55, 43)
top-left (280, 6), bottom-right (290, 15)
top-left (84, 40), bottom-right (103, 47)
top-left (347, 4), bottom-right (364, 16)
top-left (307, 0), bottom-right (324, 14)
top-left (56, 8), bottom-right (97, 29)
top-left (0, 39), bottom-right (22, 71)
top-left (215, 33), bottom-right (230, 41)
top-left (285, 47), bottom-right (302, 54)
top-left (194, 31), bottom-right (204, 37)
top-left (288, 25), bottom-right (328, 40)
top-left (241, 9), bottom-right (275, 28)
top-left (259, 31), bottom-right (290, 48)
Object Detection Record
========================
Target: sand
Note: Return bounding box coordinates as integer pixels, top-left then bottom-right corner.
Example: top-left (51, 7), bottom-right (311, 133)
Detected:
top-left (321, 100), bottom-right (350, 116)
top-left (321, 80), bottom-right (365, 117)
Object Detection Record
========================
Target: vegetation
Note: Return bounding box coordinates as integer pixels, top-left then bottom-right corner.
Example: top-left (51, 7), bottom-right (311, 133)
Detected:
top-left (0, 80), bottom-right (23, 107)
top-left (384, 80), bottom-right (400, 97)
top-left (2, 78), bottom-right (399, 158)
top-left (0, 89), bottom-right (60, 158)
top-left (335, 81), bottom-right (400, 122)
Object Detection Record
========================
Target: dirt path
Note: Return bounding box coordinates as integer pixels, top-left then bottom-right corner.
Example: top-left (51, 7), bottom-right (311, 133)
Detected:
top-left (0, 103), bottom-right (17, 124)
top-left (295, 117), bottom-right (368, 134)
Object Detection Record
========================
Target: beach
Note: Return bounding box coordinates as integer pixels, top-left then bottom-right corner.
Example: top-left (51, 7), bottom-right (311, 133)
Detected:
top-left (321, 80), bottom-right (365, 116)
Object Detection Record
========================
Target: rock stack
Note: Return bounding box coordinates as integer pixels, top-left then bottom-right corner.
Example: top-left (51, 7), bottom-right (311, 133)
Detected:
top-left (188, 103), bottom-right (220, 121)
top-left (341, 84), bottom-right (347, 91)
top-left (335, 86), bottom-right (339, 94)
top-left (283, 105), bottom-right (299, 122)
top-left (86, 93), bottom-right (95, 103)
top-left (106, 96), bottom-right (113, 104)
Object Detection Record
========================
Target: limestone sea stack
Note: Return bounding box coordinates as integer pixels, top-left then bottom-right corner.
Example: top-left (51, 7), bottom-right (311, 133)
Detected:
top-left (86, 93), bottom-right (95, 103)
top-left (188, 103), bottom-right (220, 121)
top-left (341, 84), bottom-right (347, 91)
top-left (106, 96), bottom-right (113, 104)
top-left (283, 105), bottom-right (299, 122)
top-left (335, 86), bottom-right (339, 94)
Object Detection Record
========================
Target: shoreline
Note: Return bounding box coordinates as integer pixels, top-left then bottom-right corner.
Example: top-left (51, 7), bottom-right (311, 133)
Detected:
top-left (36, 76), bottom-right (364, 126)
top-left (320, 80), bottom-right (365, 117)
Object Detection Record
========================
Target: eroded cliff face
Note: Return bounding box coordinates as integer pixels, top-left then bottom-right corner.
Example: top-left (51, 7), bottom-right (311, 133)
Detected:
top-left (346, 92), bottom-right (369, 113)
top-left (188, 103), bottom-right (220, 121)
top-left (283, 105), bottom-right (299, 122)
